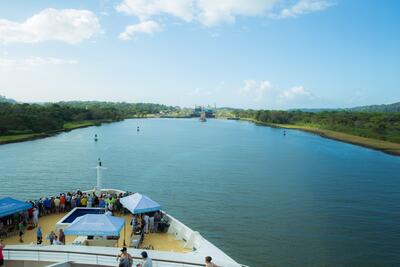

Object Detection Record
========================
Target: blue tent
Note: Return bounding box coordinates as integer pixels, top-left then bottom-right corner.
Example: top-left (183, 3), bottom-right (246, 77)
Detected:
top-left (0, 197), bottom-right (32, 218)
top-left (64, 214), bottom-right (125, 236)
top-left (120, 193), bottom-right (161, 214)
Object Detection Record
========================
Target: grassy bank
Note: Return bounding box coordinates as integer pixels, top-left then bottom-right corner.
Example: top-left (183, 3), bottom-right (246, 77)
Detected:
top-left (63, 120), bottom-right (105, 130)
top-left (0, 120), bottom-right (116, 145)
top-left (0, 133), bottom-right (51, 144)
top-left (242, 118), bottom-right (400, 156)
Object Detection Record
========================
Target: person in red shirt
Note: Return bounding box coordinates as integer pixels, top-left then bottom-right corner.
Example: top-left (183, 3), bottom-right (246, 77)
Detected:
top-left (60, 194), bottom-right (66, 213)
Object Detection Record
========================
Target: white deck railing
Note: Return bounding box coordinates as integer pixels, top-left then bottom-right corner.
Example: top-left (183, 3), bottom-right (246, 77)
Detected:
top-left (3, 248), bottom-right (205, 267)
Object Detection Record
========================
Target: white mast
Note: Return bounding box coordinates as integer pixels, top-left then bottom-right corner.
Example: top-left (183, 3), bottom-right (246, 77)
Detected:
top-left (96, 158), bottom-right (105, 191)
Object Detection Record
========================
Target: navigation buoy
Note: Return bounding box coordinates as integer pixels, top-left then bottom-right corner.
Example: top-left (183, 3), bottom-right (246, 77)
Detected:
top-left (94, 134), bottom-right (98, 142)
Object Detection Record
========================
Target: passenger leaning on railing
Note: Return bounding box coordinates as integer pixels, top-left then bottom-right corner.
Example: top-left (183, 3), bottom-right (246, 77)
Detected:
top-left (65, 193), bottom-right (72, 211)
top-left (60, 194), bottom-right (66, 213)
top-left (117, 247), bottom-right (133, 267)
top-left (54, 197), bottom-right (60, 213)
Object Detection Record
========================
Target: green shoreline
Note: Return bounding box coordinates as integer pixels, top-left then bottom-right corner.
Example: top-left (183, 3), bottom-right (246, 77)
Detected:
top-left (0, 120), bottom-right (118, 145)
top-left (240, 118), bottom-right (400, 156)
top-left (2, 117), bottom-right (400, 156)
top-left (0, 116), bottom-right (174, 145)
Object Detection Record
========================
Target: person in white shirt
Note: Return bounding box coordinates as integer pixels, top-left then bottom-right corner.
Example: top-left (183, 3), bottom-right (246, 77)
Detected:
top-left (33, 207), bottom-right (39, 227)
top-left (137, 251), bottom-right (152, 267)
top-left (87, 195), bottom-right (93, 207)
top-left (53, 236), bottom-right (62, 245)
top-left (130, 215), bottom-right (136, 234)
top-left (143, 215), bottom-right (149, 234)
top-left (149, 216), bottom-right (154, 233)
top-left (54, 197), bottom-right (60, 213)
top-left (105, 210), bottom-right (112, 216)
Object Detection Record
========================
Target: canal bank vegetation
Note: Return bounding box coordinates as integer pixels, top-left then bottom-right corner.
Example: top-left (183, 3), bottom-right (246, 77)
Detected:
top-left (2, 100), bottom-right (400, 155)
top-left (57, 101), bottom-right (178, 118)
top-left (228, 109), bottom-right (400, 155)
top-left (0, 101), bottom-right (177, 144)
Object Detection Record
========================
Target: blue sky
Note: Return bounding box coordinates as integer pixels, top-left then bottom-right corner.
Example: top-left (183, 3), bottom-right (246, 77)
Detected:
top-left (0, 0), bottom-right (399, 109)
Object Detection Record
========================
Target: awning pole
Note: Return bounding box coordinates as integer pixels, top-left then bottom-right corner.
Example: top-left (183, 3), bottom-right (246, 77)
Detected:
top-left (123, 223), bottom-right (126, 246)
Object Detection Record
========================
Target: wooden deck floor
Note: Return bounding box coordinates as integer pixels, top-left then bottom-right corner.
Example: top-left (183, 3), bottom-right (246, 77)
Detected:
top-left (1, 213), bottom-right (76, 245)
top-left (2, 213), bottom-right (189, 253)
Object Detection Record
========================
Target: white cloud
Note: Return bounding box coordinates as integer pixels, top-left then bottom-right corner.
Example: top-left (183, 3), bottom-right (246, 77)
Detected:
top-left (0, 8), bottom-right (101, 44)
top-left (279, 0), bottom-right (333, 18)
top-left (0, 56), bottom-right (78, 70)
top-left (0, 58), bottom-right (17, 68)
top-left (279, 86), bottom-right (312, 101)
top-left (257, 81), bottom-right (273, 99)
top-left (116, 0), bottom-right (194, 22)
top-left (119, 20), bottom-right (162, 40)
top-left (237, 80), bottom-right (315, 108)
top-left (115, 0), bottom-right (333, 31)
top-left (239, 80), bottom-right (257, 94)
top-left (238, 79), bottom-right (273, 101)
top-left (189, 87), bottom-right (213, 97)
top-left (24, 57), bottom-right (79, 66)
top-left (196, 0), bottom-right (278, 26)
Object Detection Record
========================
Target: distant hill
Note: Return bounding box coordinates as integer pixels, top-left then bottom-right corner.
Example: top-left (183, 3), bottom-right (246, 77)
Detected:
top-left (349, 102), bottom-right (400, 112)
top-left (290, 102), bottom-right (400, 113)
top-left (289, 108), bottom-right (342, 113)
top-left (0, 95), bottom-right (17, 104)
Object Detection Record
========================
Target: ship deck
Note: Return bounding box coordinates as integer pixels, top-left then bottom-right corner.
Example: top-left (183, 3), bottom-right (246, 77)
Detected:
top-left (1, 212), bottom-right (189, 253)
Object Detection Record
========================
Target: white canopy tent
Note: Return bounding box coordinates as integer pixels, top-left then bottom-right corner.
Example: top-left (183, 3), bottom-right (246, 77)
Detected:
top-left (120, 193), bottom-right (161, 214)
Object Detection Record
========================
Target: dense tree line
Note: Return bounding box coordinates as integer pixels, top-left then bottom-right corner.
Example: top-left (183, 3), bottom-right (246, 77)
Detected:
top-left (232, 109), bottom-right (400, 143)
top-left (0, 102), bottom-right (177, 135)
top-left (57, 101), bottom-right (177, 118)
top-left (2, 100), bottom-right (399, 143)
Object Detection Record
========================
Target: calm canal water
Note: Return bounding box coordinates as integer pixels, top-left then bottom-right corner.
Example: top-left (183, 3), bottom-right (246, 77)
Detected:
top-left (0, 119), bottom-right (399, 267)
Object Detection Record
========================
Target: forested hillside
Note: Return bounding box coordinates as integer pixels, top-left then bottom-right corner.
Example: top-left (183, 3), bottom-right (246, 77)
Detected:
top-left (232, 109), bottom-right (400, 143)
top-left (0, 102), bottom-right (177, 136)
top-left (57, 101), bottom-right (177, 117)
top-left (350, 102), bottom-right (400, 112)
top-left (0, 95), bottom-right (17, 104)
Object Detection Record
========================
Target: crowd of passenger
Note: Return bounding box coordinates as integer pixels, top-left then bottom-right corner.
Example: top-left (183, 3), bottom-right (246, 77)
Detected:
top-left (34, 190), bottom-right (128, 217)
top-left (0, 190), bottom-right (131, 244)
top-left (0, 190), bottom-right (223, 267)
top-left (130, 211), bottom-right (167, 236)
